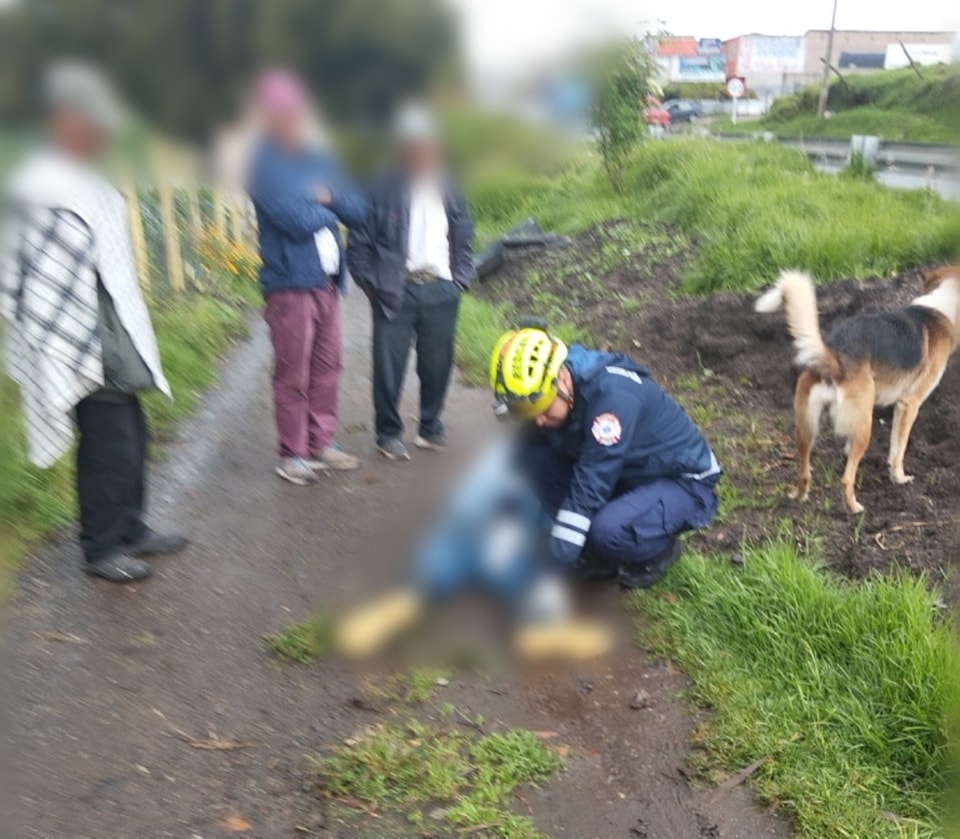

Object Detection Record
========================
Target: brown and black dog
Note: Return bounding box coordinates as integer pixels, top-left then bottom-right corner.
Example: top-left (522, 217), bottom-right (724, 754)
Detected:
top-left (755, 268), bottom-right (960, 514)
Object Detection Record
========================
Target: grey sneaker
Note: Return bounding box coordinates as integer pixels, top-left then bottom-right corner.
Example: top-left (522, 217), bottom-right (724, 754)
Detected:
top-left (276, 457), bottom-right (320, 486)
top-left (377, 438), bottom-right (411, 461)
top-left (84, 554), bottom-right (153, 583)
top-left (414, 433), bottom-right (447, 452)
top-left (308, 444), bottom-right (360, 471)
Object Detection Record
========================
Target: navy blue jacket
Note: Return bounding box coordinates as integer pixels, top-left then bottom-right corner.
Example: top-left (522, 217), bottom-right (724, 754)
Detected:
top-left (347, 170), bottom-right (474, 319)
top-left (247, 139), bottom-right (366, 296)
top-left (528, 345), bottom-right (720, 566)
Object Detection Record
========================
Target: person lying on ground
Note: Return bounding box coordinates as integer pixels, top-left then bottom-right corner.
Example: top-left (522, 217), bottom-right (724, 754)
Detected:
top-left (336, 436), bottom-right (612, 661)
top-left (247, 69), bottom-right (367, 486)
top-left (348, 104), bottom-right (474, 462)
top-left (0, 62), bottom-right (187, 583)
top-left (335, 323), bottom-right (723, 660)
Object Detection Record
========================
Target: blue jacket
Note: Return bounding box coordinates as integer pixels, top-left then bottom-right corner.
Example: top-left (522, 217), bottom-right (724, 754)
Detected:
top-left (247, 139), bottom-right (366, 296)
top-left (527, 345), bottom-right (720, 566)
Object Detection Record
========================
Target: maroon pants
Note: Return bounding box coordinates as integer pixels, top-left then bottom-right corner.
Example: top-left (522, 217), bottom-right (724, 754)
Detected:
top-left (264, 286), bottom-right (342, 459)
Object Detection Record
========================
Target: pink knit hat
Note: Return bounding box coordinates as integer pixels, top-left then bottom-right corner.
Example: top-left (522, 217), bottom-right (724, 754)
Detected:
top-left (254, 69), bottom-right (309, 116)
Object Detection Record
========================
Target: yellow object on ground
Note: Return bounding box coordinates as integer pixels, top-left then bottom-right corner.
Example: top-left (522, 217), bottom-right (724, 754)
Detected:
top-left (335, 589), bottom-right (423, 658)
top-left (513, 619), bottom-right (613, 661)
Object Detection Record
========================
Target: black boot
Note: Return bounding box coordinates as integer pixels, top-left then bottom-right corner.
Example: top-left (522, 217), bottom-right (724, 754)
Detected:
top-left (618, 540), bottom-right (682, 590)
top-left (569, 550), bottom-right (618, 584)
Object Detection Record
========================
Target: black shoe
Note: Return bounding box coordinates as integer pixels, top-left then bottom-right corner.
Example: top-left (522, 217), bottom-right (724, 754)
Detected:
top-left (618, 541), bottom-right (682, 590)
top-left (569, 552), bottom-right (618, 584)
top-left (127, 528), bottom-right (189, 558)
top-left (84, 554), bottom-right (153, 583)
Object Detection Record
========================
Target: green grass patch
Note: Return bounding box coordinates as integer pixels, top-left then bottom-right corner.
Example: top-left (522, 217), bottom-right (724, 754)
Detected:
top-left (0, 286), bottom-right (253, 593)
top-left (753, 65), bottom-right (960, 143)
top-left (630, 542), bottom-right (960, 838)
top-left (364, 666), bottom-right (454, 705)
top-left (264, 613), bottom-right (334, 663)
top-left (466, 138), bottom-right (960, 298)
top-left (316, 720), bottom-right (562, 838)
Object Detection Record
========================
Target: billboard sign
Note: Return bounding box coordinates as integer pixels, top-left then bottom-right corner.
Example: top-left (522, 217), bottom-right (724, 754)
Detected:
top-left (676, 55), bottom-right (727, 82)
top-left (885, 42), bottom-right (953, 70)
top-left (742, 35), bottom-right (805, 75)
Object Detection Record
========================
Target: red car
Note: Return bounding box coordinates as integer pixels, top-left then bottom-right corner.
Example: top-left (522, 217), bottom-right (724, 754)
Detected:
top-left (643, 96), bottom-right (671, 127)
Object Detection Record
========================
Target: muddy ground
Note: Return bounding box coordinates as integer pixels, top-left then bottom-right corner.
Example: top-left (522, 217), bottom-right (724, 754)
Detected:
top-left (477, 221), bottom-right (960, 599)
top-left (1, 294), bottom-right (788, 838)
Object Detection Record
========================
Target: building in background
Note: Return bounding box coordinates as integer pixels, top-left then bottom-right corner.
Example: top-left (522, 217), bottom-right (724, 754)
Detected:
top-left (723, 29), bottom-right (954, 102)
top-left (656, 36), bottom-right (727, 84)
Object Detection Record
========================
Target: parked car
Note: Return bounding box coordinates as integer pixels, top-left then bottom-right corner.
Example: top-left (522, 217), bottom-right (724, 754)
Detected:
top-left (664, 100), bottom-right (706, 124)
top-left (643, 104), bottom-right (671, 127)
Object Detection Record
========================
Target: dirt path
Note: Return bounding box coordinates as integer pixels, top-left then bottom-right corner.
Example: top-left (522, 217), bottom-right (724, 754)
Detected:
top-left (1, 294), bottom-right (788, 839)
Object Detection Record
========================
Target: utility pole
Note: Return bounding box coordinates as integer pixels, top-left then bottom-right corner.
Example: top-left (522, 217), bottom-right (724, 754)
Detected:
top-left (817, 0), bottom-right (839, 118)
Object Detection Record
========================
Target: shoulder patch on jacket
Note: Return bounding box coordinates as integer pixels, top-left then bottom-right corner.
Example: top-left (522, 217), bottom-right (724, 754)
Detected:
top-left (592, 413), bottom-right (622, 446)
top-left (605, 366), bottom-right (643, 385)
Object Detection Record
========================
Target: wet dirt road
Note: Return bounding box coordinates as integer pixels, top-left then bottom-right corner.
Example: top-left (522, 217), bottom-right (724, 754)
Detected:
top-left (1, 294), bottom-right (789, 839)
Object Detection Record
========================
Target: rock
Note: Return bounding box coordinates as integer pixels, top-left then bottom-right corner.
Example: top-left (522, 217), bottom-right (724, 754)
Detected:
top-left (730, 552), bottom-right (745, 567)
top-left (629, 689), bottom-right (653, 710)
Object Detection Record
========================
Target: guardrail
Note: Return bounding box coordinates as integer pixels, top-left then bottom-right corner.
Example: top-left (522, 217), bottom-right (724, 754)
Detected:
top-left (715, 132), bottom-right (959, 177)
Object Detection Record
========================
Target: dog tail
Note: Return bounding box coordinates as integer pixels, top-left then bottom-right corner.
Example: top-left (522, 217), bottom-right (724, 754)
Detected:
top-left (755, 270), bottom-right (840, 377)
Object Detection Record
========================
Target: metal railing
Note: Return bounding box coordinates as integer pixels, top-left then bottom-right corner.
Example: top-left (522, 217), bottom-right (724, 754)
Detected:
top-left (715, 132), bottom-right (960, 177)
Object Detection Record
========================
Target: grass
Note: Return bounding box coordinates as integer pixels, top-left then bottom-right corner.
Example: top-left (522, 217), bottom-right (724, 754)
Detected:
top-left (264, 613), bottom-right (334, 663)
top-left (315, 720), bottom-right (562, 838)
top-left (630, 542), bottom-right (960, 838)
top-left (466, 137), bottom-right (960, 298)
top-left (367, 666), bottom-right (454, 704)
top-left (0, 282), bottom-right (256, 594)
top-left (751, 66), bottom-right (960, 143)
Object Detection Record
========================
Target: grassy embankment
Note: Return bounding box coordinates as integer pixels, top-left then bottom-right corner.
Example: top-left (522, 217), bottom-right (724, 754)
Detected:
top-left (0, 236), bottom-right (259, 595)
top-left (455, 131), bottom-right (960, 837)
top-left (456, 135), bottom-right (960, 378)
top-left (728, 65), bottom-right (960, 143)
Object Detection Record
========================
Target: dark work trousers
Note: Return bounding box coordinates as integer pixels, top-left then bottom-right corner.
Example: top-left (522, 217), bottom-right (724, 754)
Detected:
top-left (75, 394), bottom-right (149, 563)
top-left (521, 444), bottom-right (719, 568)
top-left (372, 280), bottom-right (461, 444)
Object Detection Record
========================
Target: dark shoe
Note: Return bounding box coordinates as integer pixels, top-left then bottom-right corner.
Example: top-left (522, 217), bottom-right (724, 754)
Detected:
top-left (128, 528), bottom-right (189, 558)
top-left (377, 438), bottom-right (411, 461)
top-left (618, 540), bottom-right (682, 590)
top-left (414, 433), bottom-right (447, 452)
top-left (84, 554), bottom-right (153, 583)
top-left (569, 552), bottom-right (618, 584)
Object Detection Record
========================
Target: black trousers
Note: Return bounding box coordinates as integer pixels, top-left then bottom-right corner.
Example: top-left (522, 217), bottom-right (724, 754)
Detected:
top-left (75, 394), bottom-right (149, 563)
top-left (372, 280), bottom-right (461, 444)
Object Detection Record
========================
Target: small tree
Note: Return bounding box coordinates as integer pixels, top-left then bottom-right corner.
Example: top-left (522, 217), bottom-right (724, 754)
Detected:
top-left (588, 38), bottom-right (659, 193)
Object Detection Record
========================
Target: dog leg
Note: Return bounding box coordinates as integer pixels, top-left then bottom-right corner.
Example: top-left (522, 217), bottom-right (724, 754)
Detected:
top-left (790, 372), bottom-right (820, 502)
top-left (837, 381), bottom-right (874, 515)
top-left (888, 399), bottom-right (920, 485)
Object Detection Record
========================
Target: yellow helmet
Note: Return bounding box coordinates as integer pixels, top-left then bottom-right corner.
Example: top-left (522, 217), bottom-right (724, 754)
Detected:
top-left (489, 326), bottom-right (568, 420)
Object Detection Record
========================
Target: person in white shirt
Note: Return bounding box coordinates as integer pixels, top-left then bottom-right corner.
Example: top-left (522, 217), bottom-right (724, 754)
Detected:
top-left (348, 105), bottom-right (475, 462)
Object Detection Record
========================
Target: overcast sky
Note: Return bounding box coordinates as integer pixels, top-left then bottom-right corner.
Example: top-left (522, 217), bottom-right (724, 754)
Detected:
top-left (450, 0), bottom-right (958, 76)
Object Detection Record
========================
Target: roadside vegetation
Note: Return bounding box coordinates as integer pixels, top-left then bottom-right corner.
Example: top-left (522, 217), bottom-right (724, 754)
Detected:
top-left (0, 231), bottom-right (259, 595)
top-left (465, 139), bottom-right (959, 297)
top-left (632, 544), bottom-right (960, 838)
top-left (315, 719), bottom-right (562, 837)
top-left (749, 65), bottom-right (960, 143)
